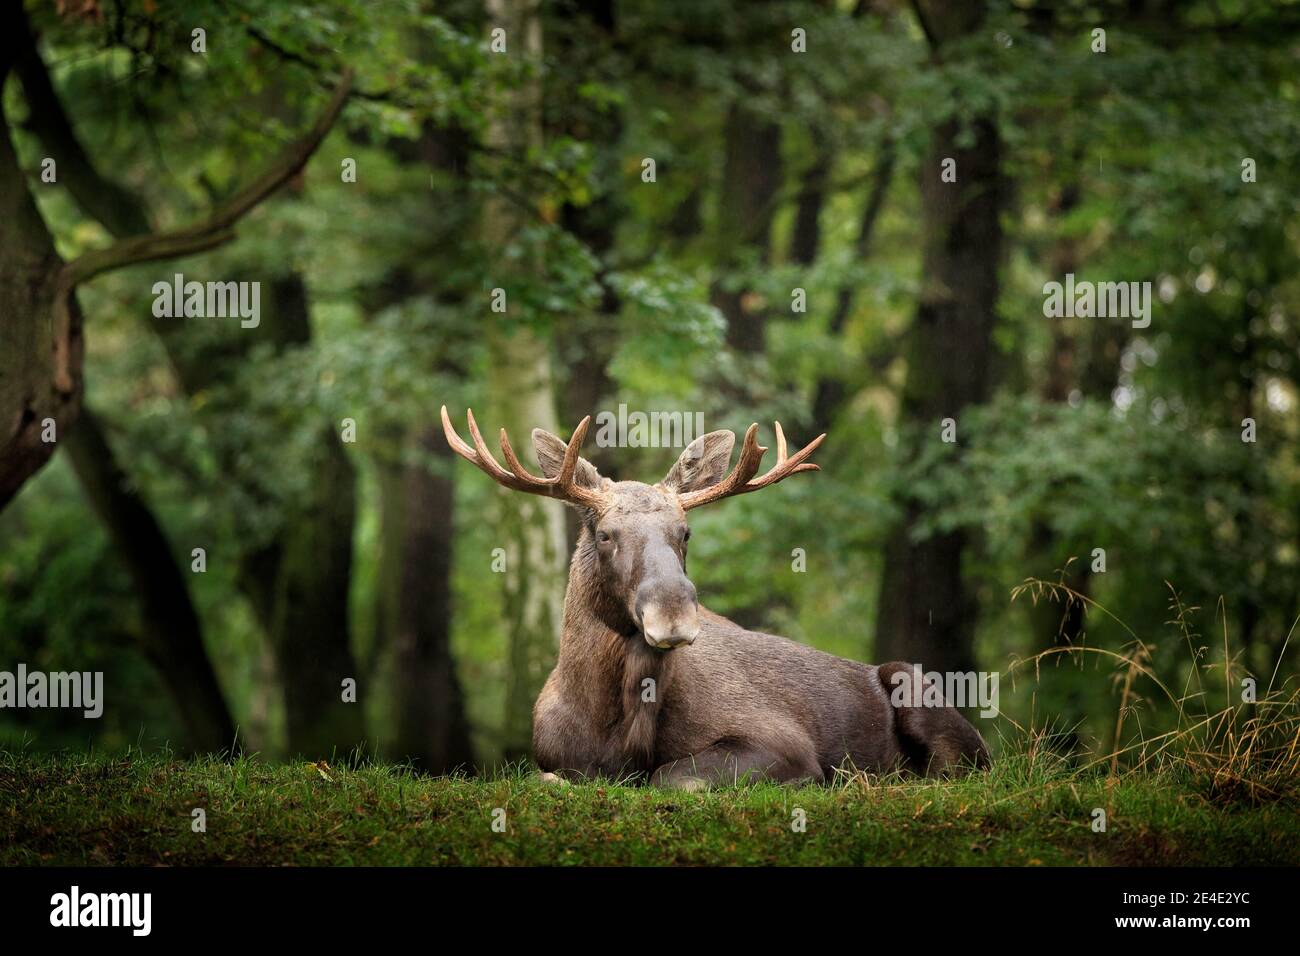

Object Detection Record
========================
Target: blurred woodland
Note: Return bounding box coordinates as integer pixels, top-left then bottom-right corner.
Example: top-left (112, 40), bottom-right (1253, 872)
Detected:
top-left (1, 0), bottom-right (1298, 772)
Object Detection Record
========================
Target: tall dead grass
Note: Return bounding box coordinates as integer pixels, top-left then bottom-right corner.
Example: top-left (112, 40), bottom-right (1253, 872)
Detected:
top-left (1008, 574), bottom-right (1299, 803)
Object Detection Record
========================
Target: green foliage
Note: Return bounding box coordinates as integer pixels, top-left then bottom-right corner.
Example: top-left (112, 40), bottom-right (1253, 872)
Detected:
top-left (0, 462), bottom-right (177, 751)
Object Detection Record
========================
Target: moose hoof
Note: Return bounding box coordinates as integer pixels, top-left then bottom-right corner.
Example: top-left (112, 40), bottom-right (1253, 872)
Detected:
top-left (537, 771), bottom-right (569, 787)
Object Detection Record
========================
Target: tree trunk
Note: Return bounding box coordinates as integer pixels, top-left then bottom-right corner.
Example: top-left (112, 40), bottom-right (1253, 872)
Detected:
top-left (873, 3), bottom-right (1003, 675)
top-left (810, 144), bottom-right (896, 431)
top-left (1028, 176), bottom-right (1090, 650)
top-left (712, 102), bottom-right (783, 354)
top-left (270, 438), bottom-right (365, 758)
top-left (485, 0), bottom-right (568, 760)
top-left (238, 276), bottom-right (366, 759)
top-left (0, 49), bottom-right (80, 508)
top-left (377, 428), bottom-right (475, 773)
top-left (554, 0), bottom-right (621, 550)
top-left (489, 334), bottom-right (568, 759)
top-left (788, 130), bottom-right (831, 268)
top-left (64, 408), bottom-right (238, 752)
top-left (10, 15), bottom-right (244, 749)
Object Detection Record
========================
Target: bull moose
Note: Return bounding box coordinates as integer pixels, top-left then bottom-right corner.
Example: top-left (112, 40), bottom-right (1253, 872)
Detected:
top-left (442, 407), bottom-right (989, 789)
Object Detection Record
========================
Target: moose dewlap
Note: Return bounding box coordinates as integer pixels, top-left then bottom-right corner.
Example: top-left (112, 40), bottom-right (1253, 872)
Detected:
top-left (442, 407), bottom-right (989, 788)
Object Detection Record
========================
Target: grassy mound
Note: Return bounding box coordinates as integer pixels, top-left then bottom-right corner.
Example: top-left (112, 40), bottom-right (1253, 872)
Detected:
top-left (2, 747), bottom-right (1295, 866)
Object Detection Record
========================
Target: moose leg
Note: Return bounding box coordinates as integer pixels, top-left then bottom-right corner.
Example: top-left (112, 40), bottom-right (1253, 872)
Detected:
top-left (877, 662), bottom-right (990, 776)
top-left (651, 738), bottom-right (823, 790)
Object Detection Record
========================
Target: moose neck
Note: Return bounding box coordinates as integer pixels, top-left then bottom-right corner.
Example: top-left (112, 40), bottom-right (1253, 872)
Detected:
top-left (556, 527), bottom-right (674, 768)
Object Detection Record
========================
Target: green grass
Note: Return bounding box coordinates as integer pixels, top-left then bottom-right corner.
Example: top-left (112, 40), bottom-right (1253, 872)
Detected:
top-left (1, 748), bottom-right (1295, 866)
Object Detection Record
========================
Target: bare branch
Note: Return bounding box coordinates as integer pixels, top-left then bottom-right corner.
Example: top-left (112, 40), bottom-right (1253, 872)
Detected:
top-left (62, 69), bottom-right (352, 287)
top-left (49, 70), bottom-right (353, 392)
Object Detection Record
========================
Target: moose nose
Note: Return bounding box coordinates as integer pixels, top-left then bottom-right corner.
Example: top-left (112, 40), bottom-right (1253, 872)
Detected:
top-left (635, 580), bottom-right (699, 651)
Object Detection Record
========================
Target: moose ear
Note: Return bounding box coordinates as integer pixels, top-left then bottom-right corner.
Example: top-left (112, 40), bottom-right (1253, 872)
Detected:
top-left (531, 428), bottom-right (605, 491)
top-left (661, 430), bottom-right (735, 494)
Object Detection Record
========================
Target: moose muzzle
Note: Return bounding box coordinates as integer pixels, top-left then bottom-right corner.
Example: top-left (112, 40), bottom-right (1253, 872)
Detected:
top-left (635, 579), bottom-right (700, 650)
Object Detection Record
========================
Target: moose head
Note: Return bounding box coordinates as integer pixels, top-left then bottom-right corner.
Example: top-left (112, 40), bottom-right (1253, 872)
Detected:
top-left (440, 407), bottom-right (825, 651)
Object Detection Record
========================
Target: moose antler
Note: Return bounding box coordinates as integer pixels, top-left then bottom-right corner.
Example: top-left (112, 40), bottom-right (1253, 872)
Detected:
top-left (440, 406), bottom-right (605, 508)
top-left (677, 422), bottom-right (826, 511)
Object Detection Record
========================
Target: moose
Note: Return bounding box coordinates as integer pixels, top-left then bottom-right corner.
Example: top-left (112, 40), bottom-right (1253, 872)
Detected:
top-left (442, 407), bottom-right (989, 789)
